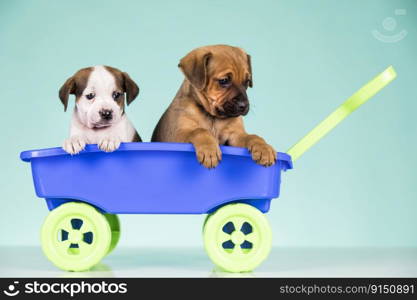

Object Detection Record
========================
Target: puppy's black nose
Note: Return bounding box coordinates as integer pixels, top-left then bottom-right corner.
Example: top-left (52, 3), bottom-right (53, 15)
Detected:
top-left (236, 100), bottom-right (248, 113)
top-left (99, 109), bottom-right (113, 121)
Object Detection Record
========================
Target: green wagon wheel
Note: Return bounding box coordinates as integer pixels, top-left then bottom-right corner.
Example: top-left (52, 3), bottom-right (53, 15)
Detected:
top-left (203, 203), bottom-right (272, 273)
top-left (41, 202), bottom-right (111, 271)
top-left (104, 213), bottom-right (120, 254)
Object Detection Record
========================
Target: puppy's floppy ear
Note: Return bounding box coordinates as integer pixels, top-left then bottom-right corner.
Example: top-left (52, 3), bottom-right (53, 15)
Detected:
top-left (122, 72), bottom-right (139, 105)
top-left (246, 54), bottom-right (253, 88)
top-left (178, 49), bottom-right (212, 90)
top-left (59, 77), bottom-right (75, 112)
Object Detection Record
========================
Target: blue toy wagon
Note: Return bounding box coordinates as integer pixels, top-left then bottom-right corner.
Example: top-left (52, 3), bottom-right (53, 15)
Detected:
top-left (20, 67), bottom-right (396, 272)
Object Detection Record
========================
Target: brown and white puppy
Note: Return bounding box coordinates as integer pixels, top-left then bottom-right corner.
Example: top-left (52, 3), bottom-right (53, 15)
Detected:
top-left (152, 45), bottom-right (276, 168)
top-left (59, 65), bottom-right (141, 154)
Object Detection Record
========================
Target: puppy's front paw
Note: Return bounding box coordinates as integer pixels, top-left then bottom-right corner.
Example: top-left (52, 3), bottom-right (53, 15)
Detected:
top-left (195, 143), bottom-right (222, 169)
top-left (63, 136), bottom-right (86, 155)
top-left (248, 142), bottom-right (277, 166)
top-left (98, 137), bottom-right (121, 152)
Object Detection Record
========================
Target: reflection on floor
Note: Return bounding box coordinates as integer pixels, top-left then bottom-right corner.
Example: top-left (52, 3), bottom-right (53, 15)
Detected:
top-left (0, 247), bottom-right (416, 278)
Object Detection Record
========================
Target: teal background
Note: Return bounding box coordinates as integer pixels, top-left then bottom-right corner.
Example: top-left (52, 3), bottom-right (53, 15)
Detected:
top-left (0, 0), bottom-right (416, 248)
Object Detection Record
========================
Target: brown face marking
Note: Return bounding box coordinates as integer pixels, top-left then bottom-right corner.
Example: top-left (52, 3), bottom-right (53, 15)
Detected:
top-left (104, 66), bottom-right (139, 109)
top-left (59, 67), bottom-right (93, 111)
top-left (59, 66), bottom-right (139, 113)
top-left (103, 66), bottom-right (126, 112)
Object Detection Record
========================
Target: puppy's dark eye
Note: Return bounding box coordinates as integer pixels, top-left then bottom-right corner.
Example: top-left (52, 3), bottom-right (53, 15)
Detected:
top-left (112, 91), bottom-right (122, 100)
top-left (86, 93), bottom-right (95, 100)
top-left (218, 78), bottom-right (230, 87)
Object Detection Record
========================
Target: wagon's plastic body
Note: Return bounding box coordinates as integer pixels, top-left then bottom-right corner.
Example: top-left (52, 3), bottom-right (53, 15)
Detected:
top-left (20, 142), bottom-right (292, 214)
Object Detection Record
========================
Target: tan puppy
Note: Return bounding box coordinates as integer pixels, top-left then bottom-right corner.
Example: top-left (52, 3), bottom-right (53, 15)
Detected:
top-left (152, 45), bottom-right (276, 168)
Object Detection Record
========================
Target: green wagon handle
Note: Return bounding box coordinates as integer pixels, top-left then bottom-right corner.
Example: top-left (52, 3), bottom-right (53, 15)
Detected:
top-left (287, 66), bottom-right (397, 162)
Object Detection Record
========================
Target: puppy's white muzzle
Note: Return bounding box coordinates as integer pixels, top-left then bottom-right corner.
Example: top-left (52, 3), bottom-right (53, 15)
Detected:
top-left (76, 96), bottom-right (121, 129)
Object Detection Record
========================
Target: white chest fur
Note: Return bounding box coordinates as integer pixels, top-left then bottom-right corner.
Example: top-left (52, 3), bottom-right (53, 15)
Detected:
top-left (63, 111), bottom-right (137, 154)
